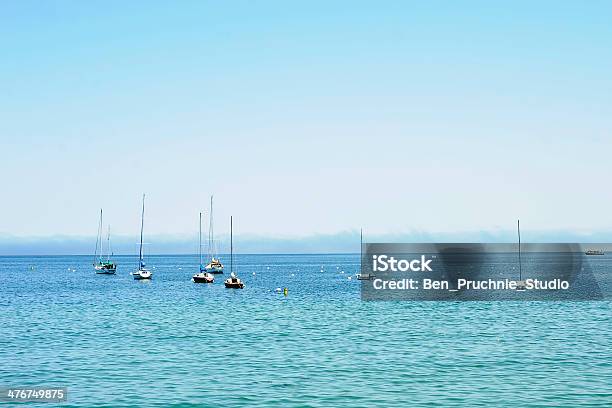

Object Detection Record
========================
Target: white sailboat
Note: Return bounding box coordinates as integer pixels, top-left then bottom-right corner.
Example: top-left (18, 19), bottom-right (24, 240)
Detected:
top-left (131, 194), bottom-right (152, 280)
top-left (204, 195), bottom-right (224, 274)
top-left (224, 216), bottom-right (244, 289)
top-left (94, 209), bottom-right (117, 274)
top-left (193, 211), bottom-right (214, 283)
top-left (516, 219), bottom-right (526, 291)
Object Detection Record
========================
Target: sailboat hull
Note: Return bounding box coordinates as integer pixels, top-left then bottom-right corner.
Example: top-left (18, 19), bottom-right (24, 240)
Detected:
top-left (193, 276), bottom-right (214, 283)
top-left (224, 278), bottom-right (244, 289)
top-left (95, 269), bottom-right (116, 274)
top-left (193, 272), bottom-right (214, 283)
top-left (132, 269), bottom-right (152, 280)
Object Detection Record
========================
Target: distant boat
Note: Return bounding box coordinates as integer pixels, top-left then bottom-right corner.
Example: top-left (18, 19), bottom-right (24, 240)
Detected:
top-left (516, 219), bottom-right (526, 291)
top-left (585, 249), bottom-right (604, 255)
top-left (204, 195), bottom-right (224, 274)
top-left (193, 211), bottom-right (214, 283)
top-left (93, 209), bottom-right (117, 274)
top-left (131, 194), bottom-right (152, 280)
top-left (224, 216), bottom-right (244, 289)
top-left (356, 229), bottom-right (373, 280)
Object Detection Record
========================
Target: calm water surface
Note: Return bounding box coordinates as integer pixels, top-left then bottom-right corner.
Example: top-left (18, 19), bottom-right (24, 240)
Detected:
top-left (0, 254), bottom-right (610, 407)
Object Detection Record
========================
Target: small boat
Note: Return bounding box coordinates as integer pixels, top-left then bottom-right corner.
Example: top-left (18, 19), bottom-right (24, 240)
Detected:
top-left (93, 209), bottom-right (117, 274)
top-left (193, 212), bottom-right (214, 283)
top-left (131, 194), bottom-right (153, 280)
top-left (585, 249), bottom-right (604, 255)
top-left (516, 219), bottom-right (526, 291)
top-left (225, 272), bottom-right (244, 288)
top-left (356, 229), bottom-right (373, 280)
top-left (224, 216), bottom-right (244, 289)
top-left (204, 195), bottom-right (224, 274)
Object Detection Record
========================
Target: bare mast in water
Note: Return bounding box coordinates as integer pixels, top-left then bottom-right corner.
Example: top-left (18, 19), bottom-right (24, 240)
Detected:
top-left (357, 228), bottom-right (372, 280)
top-left (516, 219), bottom-right (525, 291)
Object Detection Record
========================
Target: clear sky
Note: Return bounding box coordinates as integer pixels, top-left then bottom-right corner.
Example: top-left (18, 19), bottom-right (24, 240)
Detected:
top-left (1, 1), bottom-right (611, 245)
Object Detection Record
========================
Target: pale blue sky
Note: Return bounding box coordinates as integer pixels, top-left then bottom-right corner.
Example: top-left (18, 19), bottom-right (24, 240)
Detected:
top-left (1, 1), bottom-right (611, 243)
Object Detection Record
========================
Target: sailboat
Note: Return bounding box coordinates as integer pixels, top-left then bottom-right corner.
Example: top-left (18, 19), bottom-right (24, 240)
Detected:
top-left (356, 229), bottom-right (372, 280)
top-left (204, 195), bottom-right (224, 274)
top-left (93, 209), bottom-right (117, 274)
top-left (516, 219), bottom-right (526, 291)
top-left (131, 194), bottom-right (152, 280)
top-left (224, 216), bottom-right (244, 289)
top-left (193, 212), bottom-right (214, 283)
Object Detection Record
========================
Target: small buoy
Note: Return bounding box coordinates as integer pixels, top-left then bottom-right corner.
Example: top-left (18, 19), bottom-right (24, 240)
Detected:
top-left (336, 266), bottom-right (339, 269)
top-left (291, 273), bottom-right (295, 277)
top-left (275, 287), bottom-right (282, 293)
top-left (283, 287), bottom-right (288, 296)
top-left (267, 267), bottom-right (270, 270)
top-left (340, 271), bottom-right (344, 274)
top-left (252, 272), bottom-right (256, 275)
top-left (348, 276), bottom-right (352, 280)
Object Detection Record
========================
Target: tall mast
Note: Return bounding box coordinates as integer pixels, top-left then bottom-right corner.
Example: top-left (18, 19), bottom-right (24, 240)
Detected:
top-left (139, 194), bottom-right (145, 266)
top-left (106, 225), bottom-right (111, 261)
top-left (199, 212), bottom-right (203, 266)
top-left (94, 208), bottom-right (103, 264)
top-left (517, 219), bottom-right (522, 280)
top-left (230, 216), bottom-right (233, 274)
top-left (209, 195), bottom-right (214, 258)
top-left (360, 228), bottom-right (363, 274)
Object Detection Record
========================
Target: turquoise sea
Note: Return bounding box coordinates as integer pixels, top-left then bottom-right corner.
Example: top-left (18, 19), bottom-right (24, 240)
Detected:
top-left (0, 254), bottom-right (610, 407)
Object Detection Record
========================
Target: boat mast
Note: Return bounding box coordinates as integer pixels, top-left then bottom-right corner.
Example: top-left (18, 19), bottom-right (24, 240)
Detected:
top-left (230, 216), bottom-right (233, 274)
top-left (94, 208), bottom-right (103, 264)
top-left (199, 212), bottom-right (203, 267)
top-left (106, 225), bottom-right (111, 261)
top-left (360, 228), bottom-right (363, 275)
top-left (139, 194), bottom-right (145, 267)
top-left (518, 219), bottom-right (522, 281)
top-left (209, 195), bottom-right (214, 259)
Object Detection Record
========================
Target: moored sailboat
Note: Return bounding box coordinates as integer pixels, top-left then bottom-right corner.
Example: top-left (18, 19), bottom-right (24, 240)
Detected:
top-left (131, 194), bottom-right (152, 280)
top-left (94, 209), bottom-right (117, 274)
top-left (193, 211), bottom-right (214, 283)
top-left (224, 216), bottom-right (244, 289)
top-left (204, 195), bottom-right (224, 274)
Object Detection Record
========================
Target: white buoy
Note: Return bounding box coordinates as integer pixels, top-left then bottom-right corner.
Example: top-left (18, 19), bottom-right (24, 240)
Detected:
top-left (252, 272), bottom-right (256, 275)
top-left (348, 276), bottom-right (352, 280)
